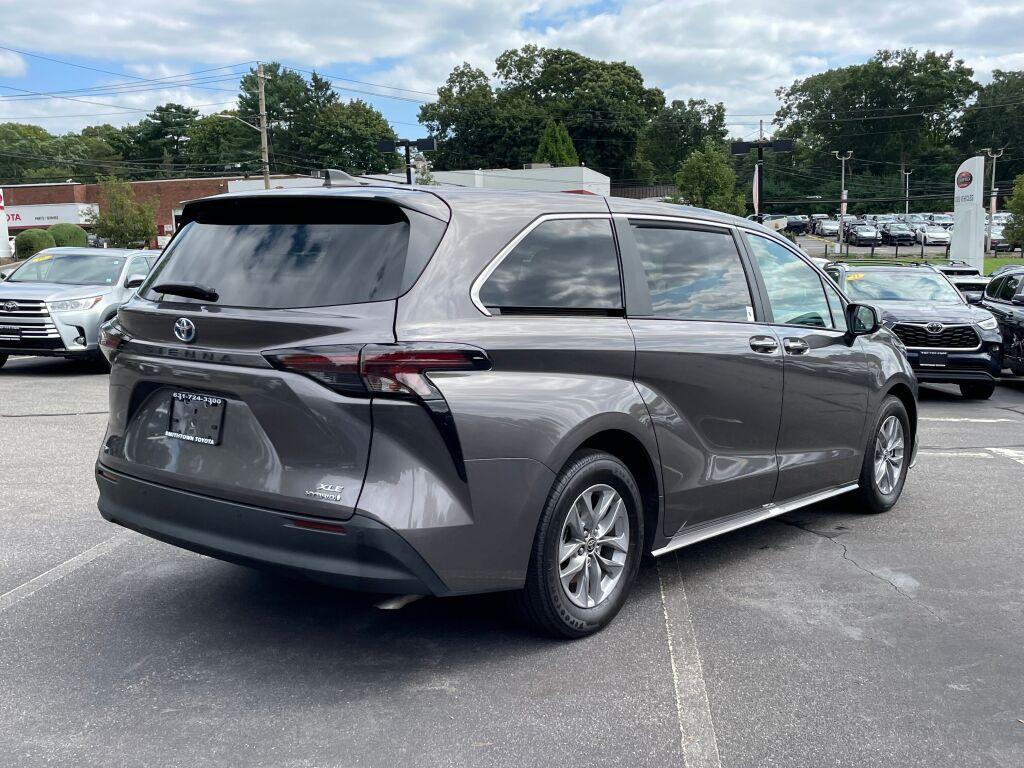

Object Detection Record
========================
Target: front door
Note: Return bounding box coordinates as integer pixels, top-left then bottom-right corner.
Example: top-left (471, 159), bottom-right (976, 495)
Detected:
top-left (743, 233), bottom-right (870, 502)
top-left (619, 218), bottom-right (783, 538)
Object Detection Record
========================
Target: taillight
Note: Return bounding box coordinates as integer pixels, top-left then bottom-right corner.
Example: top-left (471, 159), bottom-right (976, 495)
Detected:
top-left (99, 318), bottom-right (130, 363)
top-left (265, 343), bottom-right (491, 399)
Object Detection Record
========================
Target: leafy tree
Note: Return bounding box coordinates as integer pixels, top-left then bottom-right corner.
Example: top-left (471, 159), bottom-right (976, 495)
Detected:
top-left (641, 99), bottom-right (727, 182)
top-left (133, 104), bottom-right (200, 174)
top-left (1003, 174), bottom-right (1024, 249)
top-left (186, 112), bottom-right (261, 173)
top-left (89, 177), bottom-right (157, 247)
top-left (533, 121), bottom-right (579, 166)
top-left (14, 229), bottom-right (55, 259)
top-left (960, 70), bottom-right (1024, 184)
top-left (48, 223), bottom-right (88, 247)
top-left (675, 139), bottom-right (746, 215)
top-left (304, 100), bottom-right (398, 174)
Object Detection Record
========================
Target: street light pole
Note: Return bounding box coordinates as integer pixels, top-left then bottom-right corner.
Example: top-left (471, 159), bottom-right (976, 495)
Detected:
top-left (833, 150), bottom-right (852, 252)
top-left (257, 63), bottom-right (270, 190)
top-left (902, 169), bottom-right (913, 216)
top-left (982, 147), bottom-right (1004, 252)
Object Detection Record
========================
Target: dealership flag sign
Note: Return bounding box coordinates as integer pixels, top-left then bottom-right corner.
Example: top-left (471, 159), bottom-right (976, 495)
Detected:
top-left (0, 188), bottom-right (9, 259)
top-left (950, 156), bottom-right (985, 271)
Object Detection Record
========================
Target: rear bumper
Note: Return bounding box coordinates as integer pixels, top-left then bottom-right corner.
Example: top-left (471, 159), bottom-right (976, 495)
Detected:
top-left (96, 463), bottom-right (450, 596)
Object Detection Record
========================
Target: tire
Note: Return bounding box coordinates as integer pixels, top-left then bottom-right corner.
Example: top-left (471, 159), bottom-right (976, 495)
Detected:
top-left (517, 450), bottom-right (644, 639)
top-left (959, 381), bottom-right (995, 399)
top-left (851, 396), bottom-right (911, 514)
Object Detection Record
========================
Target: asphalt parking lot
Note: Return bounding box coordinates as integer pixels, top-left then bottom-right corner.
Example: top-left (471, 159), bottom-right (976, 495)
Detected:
top-left (2, 357), bottom-right (1023, 768)
top-left (795, 233), bottom-right (958, 260)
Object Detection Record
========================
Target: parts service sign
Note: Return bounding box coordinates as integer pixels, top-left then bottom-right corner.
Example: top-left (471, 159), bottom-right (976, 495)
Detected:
top-left (950, 156), bottom-right (985, 271)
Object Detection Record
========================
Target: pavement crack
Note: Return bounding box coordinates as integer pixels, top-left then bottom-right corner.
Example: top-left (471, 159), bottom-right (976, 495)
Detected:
top-left (777, 518), bottom-right (943, 620)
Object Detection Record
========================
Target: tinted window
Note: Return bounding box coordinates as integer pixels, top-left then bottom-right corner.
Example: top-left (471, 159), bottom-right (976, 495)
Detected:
top-left (747, 235), bottom-right (831, 328)
top-left (142, 202), bottom-right (445, 309)
top-left (999, 274), bottom-right (1021, 301)
top-left (630, 223), bottom-right (752, 321)
top-left (479, 218), bottom-right (621, 312)
top-left (985, 277), bottom-right (1005, 299)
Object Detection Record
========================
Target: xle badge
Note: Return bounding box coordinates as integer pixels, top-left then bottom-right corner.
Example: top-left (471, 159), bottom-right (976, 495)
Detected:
top-left (305, 483), bottom-right (345, 503)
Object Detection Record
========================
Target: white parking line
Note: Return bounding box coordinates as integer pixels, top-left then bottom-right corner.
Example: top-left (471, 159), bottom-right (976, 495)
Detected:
top-left (988, 448), bottom-right (1024, 466)
top-left (657, 553), bottom-right (722, 768)
top-left (919, 417), bottom-right (1017, 423)
top-left (918, 450), bottom-right (994, 458)
top-left (0, 533), bottom-right (127, 613)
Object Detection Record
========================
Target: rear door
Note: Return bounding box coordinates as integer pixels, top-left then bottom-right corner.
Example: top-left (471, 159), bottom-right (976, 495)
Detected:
top-left (742, 232), bottom-right (869, 502)
top-left (101, 193), bottom-right (448, 520)
top-left (620, 217), bottom-right (783, 537)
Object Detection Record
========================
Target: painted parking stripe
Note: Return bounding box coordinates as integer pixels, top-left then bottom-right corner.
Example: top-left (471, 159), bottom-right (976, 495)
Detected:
top-left (657, 553), bottom-right (722, 768)
top-left (918, 450), bottom-right (993, 458)
top-left (0, 533), bottom-right (128, 613)
top-left (989, 448), bottom-right (1024, 466)
top-left (919, 417), bottom-right (1017, 423)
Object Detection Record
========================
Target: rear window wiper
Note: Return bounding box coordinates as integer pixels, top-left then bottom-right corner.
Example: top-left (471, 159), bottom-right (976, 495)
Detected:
top-left (152, 282), bottom-right (219, 302)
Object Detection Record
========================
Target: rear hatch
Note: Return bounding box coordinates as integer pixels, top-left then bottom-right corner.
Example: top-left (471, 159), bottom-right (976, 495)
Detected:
top-left (99, 191), bottom-right (448, 520)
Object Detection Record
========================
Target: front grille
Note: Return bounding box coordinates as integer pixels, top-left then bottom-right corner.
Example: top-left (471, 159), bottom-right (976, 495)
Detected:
top-left (892, 323), bottom-right (980, 349)
top-left (0, 298), bottom-right (63, 347)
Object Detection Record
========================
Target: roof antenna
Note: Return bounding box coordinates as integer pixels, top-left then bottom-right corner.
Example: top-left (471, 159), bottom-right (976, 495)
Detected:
top-left (319, 169), bottom-right (365, 187)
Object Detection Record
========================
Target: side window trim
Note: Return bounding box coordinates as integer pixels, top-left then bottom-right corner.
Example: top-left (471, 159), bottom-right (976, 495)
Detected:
top-left (613, 213), bottom-right (769, 323)
top-left (469, 212), bottom-right (614, 317)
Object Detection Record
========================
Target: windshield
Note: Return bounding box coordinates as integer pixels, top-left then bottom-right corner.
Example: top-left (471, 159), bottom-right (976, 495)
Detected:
top-left (8, 251), bottom-right (126, 285)
top-left (844, 271), bottom-right (963, 304)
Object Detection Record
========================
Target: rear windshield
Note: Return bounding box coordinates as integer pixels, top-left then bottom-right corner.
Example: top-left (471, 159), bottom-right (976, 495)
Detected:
top-left (142, 198), bottom-right (446, 309)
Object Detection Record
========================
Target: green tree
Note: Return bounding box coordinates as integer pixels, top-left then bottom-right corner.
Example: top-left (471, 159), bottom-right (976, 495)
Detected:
top-left (960, 70), bottom-right (1024, 184)
top-left (304, 100), bottom-right (398, 174)
top-left (641, 99), bottom-right (727, 182)
top-left (675, 139), bottom-right (746, 215)
top-left (186, 112), bottom-right (261, 173)
top-left (533, 121), bottom-right (579, 166)
top-left (1003, 174), bottom-right (1024, 250)
top-left (14, 229), bottom-right (55, 259)
top-left (133, 104), bottom-right (200, 174)
top-left (48, 223), bottom-right (88, 247)
top-left (89, 177), bottom-right (157, 247)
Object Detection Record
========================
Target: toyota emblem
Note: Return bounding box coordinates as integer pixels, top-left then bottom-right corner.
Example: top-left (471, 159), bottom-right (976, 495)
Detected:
top-left (925, 322), bottom-right (944, 334)
top-left (2, 300), bottom-right (18, 313)
top-left (173, 317), bottom-right (196, 343)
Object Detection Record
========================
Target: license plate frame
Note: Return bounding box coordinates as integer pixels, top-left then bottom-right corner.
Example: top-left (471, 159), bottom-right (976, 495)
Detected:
top-left (165, 391), bottom-right (226, 446)
top-left (917, 351), bottom-right (948, 368)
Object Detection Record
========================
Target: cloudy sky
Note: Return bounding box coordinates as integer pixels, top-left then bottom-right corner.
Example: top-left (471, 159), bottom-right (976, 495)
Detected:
top-left (1, 0), bottom-right (1023, 137)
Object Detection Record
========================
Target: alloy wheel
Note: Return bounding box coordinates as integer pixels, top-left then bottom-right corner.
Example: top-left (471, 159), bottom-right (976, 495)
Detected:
top-left (873, 415), bottom-right (905, 495)
top-left (558, 484), bottom-right (630, 609)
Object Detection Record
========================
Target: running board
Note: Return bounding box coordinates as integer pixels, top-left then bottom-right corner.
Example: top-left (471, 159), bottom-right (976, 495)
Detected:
top-left (651, 483), bottom-right (858, 557)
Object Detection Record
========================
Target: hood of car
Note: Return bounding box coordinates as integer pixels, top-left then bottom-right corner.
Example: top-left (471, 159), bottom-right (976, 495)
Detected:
top-left (868, 300), bottom-right (992, 325)
top-left (0, 282), bottom-right (111, 302)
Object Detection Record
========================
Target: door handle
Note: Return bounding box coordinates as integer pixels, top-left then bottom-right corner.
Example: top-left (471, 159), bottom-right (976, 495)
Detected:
top-left (783, 337), bottom-right (810, 355)
top-left (749, 335), bottom-right (779, 353)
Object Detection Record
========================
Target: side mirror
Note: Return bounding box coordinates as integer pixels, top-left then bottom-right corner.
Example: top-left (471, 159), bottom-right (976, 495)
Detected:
top-left (125, 276), bottom-right (145, 290)
top-left (963, 291), bottom-right (982, 305)
top-left (0, 270), bottom-right (9, 281)
top-left (845, 303), bottom-right (880, 336)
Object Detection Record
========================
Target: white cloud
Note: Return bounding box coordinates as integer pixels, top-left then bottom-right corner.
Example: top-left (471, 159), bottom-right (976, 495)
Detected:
top-left (1, 0), bottom-right (1022, 134)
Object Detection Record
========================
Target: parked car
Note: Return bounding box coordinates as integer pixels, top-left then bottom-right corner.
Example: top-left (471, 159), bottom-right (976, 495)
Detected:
top-left (815, 219), bottom-right (840, 237)
top-left (990, 225), bottom-right (1012, 252)
top-left (94, 186), bottom-right (918, 638)
top-left (916, 225), bottom-right (951, 246)
top-left (903, 214), bottom-right (929, 231)
top-left (932, 261), bottom-right (990, 298)
top-left (0, 247), bottom-right (155, 369)
top-left (880, 223), bottom-right (915, 245)
top-left (981, 268), bottom-right (1024, 375)
top-left (928, 213), bottom-right (955, 229)
top-left (784, 214), bottom-right (809, 234)
top-left (825, 261), bottom-right (1002, 398)
top-left (849, 224), bottom-right (882, 246)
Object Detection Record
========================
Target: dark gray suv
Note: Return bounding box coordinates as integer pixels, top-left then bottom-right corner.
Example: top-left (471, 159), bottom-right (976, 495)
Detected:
top-left (95, 186), bottom-right (918, 637)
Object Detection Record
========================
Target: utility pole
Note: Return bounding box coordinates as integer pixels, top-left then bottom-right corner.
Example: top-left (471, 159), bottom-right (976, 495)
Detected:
top-left (730, 127), bottom-right (793, 224)
top-left (833, 150), bottom-right (852, 253)
top-left (982, 147), bottom-right (1003, 252)
top-left (756, 120), bottom-right (765, 223)
top-left (257, 62), bottom-right (270, 190)
top-left (902, 169), bottom-right (913, 216)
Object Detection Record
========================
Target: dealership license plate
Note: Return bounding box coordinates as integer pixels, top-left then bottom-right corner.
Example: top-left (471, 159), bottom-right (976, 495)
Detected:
top-left (165, 391), bottom-right (225, 446)
top-left (918, 351), bottom-right (948, 368)
top-left (0, 325), bottom-right (21, 340)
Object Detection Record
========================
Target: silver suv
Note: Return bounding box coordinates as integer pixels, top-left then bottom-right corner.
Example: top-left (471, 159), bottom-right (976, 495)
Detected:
top-left (95, 187), bottom-right (918, 637)
top-left (0, 247), bottom-right (156, 369)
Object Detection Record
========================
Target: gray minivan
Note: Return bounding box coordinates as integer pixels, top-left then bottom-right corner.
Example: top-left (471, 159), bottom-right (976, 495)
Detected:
top-left (95, 187), bottom-right (917, 637)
